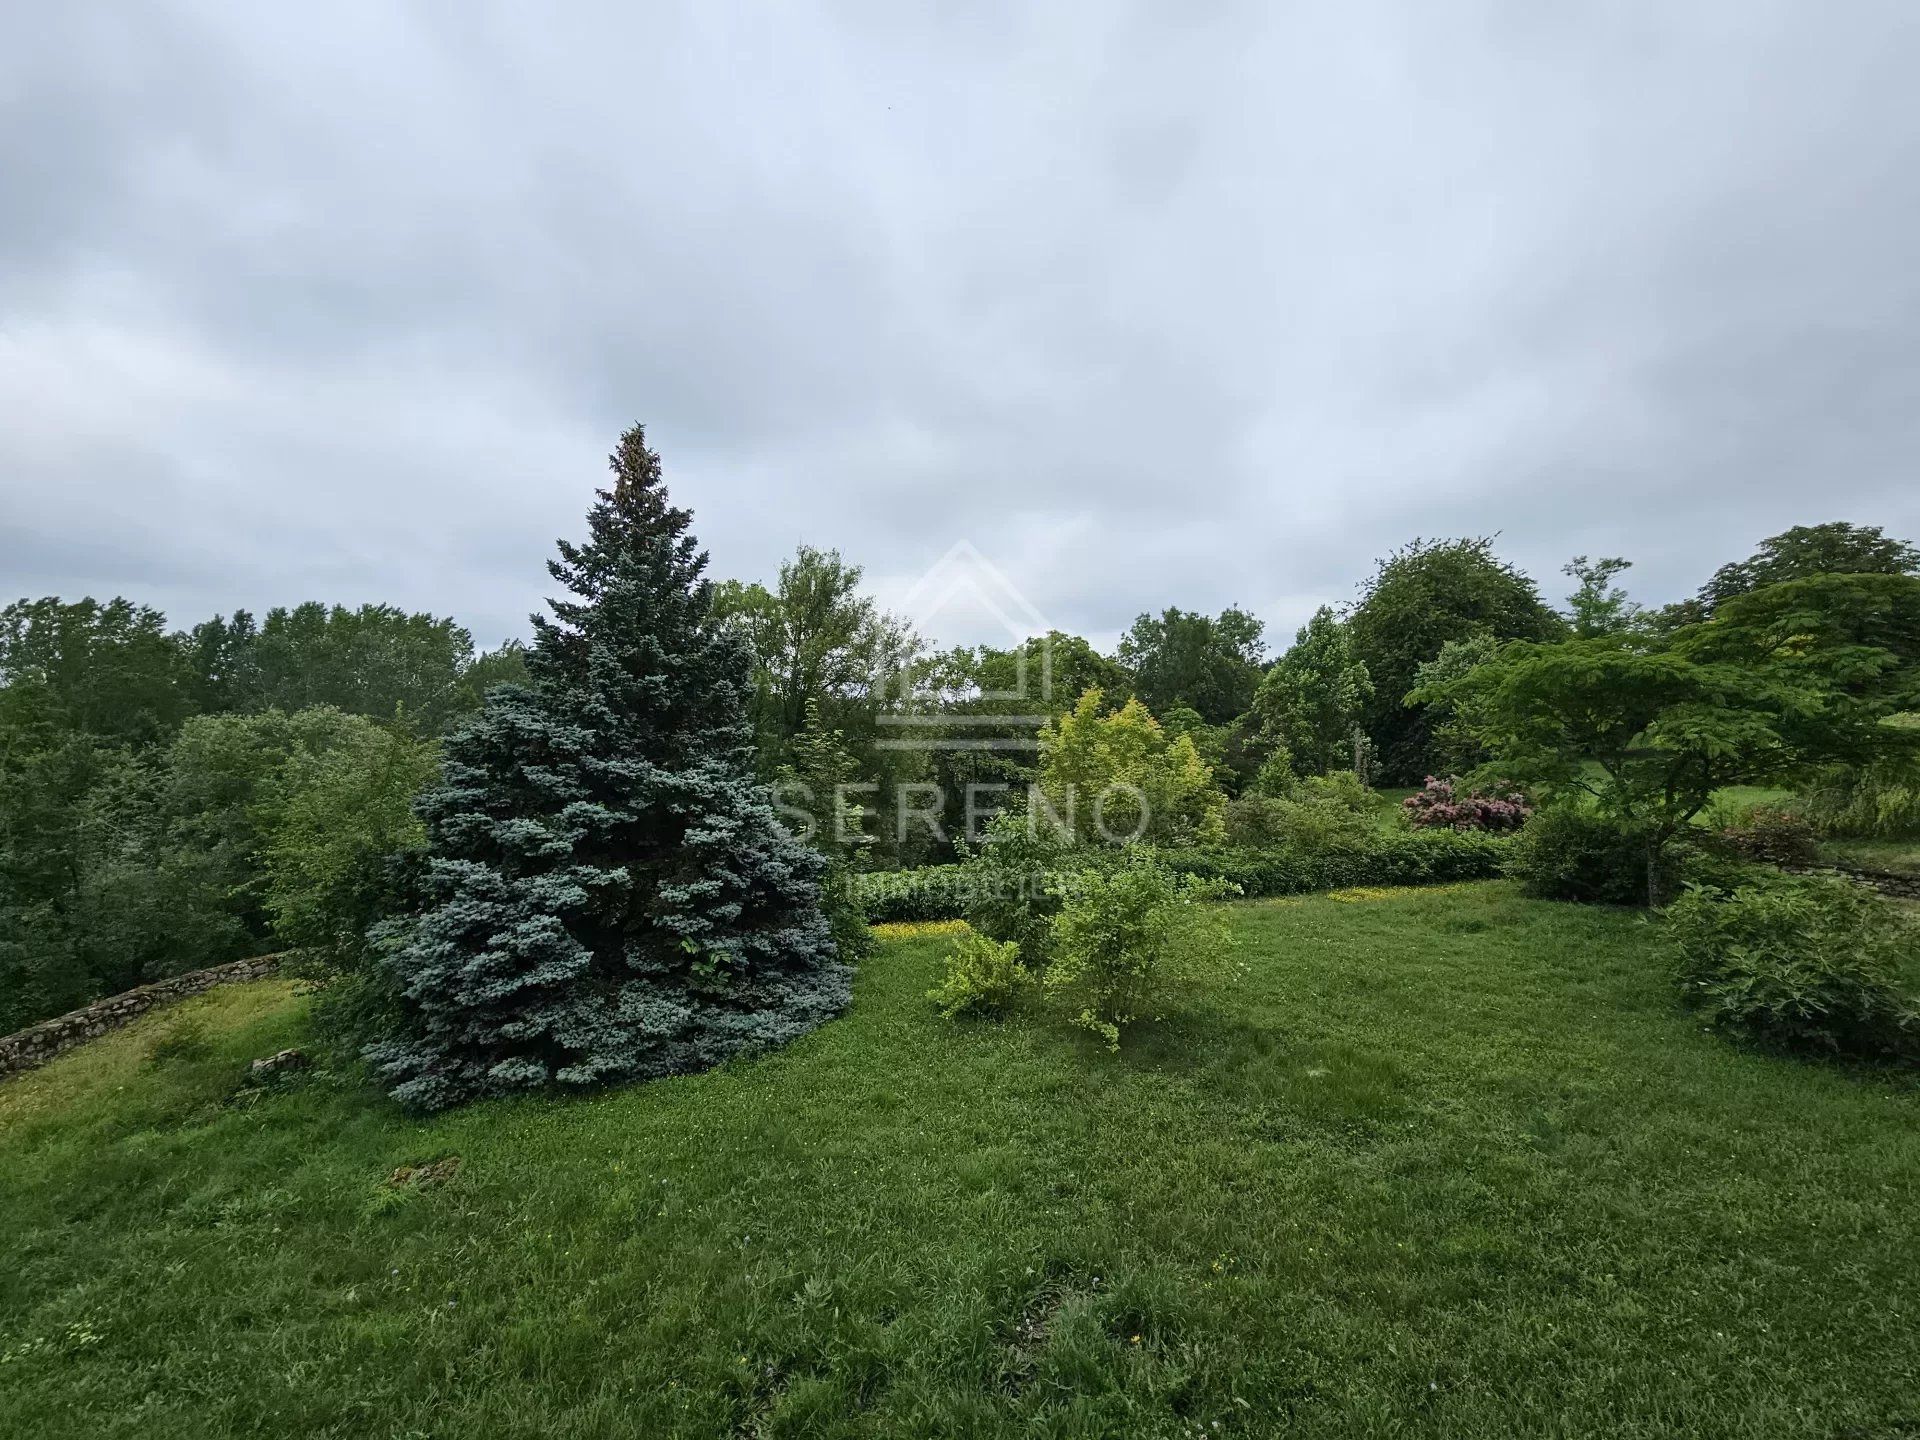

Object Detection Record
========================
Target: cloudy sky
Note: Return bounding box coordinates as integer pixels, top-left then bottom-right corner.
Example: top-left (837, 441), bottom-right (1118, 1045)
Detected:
top-left (4, 2), bottom-right (1918, 654)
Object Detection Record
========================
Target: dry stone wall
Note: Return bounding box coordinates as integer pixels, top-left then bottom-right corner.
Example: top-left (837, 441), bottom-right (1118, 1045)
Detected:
top-left (0, 955), bottom-right (282, 1079)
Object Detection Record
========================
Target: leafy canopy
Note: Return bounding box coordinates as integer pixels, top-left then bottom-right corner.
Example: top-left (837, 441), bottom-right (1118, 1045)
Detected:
top-left (1700, 521), bottom-right (1920, 611)
top-left (1249, 605), bottom-right (1373, 778)
top-left (1033, 689), bottom-right (1226, 846)
top-left (1347, 537), bottom-right (1562, 782)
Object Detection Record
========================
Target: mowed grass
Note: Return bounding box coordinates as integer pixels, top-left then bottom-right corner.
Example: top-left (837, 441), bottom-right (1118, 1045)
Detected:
top-left (3, 887), bottom-right (1918, 1438)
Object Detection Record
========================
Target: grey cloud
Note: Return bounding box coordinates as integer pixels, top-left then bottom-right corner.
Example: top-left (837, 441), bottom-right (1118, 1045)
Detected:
top-left (3, 0), bottom-right (1918, 652)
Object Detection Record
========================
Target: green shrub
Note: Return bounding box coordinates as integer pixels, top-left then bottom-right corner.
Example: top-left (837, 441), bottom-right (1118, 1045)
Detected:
top-left (1507, 807), bottom-right (1674, 906)
top-left (1155, 829), bottom-right (1512, 897)
top-left (1800, 749), bottom-right (1920, 840)
top-left (845, 865), bottom-right (972, 923)
top-left (959, 811), bottom-right (1092, 967)
top-left (1291, 770), bottom-right (1375, 814)
top-left (1044, 857), bottom-right (1237, 1049)
top-left (1666, 873), bottom-right (1920, 1061)
top-left (1713, 805), bottom-right (1821, 867)
top-left (927, 931), bottom-right (1033, 1019)
top-left (1222, 792), bottom-right (1373, 851)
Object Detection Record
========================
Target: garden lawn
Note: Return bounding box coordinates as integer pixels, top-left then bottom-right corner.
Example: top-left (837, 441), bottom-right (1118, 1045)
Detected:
top-left (3, 885), bottom-right (1918, 1438)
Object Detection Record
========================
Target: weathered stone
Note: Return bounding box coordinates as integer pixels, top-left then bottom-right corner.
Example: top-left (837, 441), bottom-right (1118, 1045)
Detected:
top-left (250, 1048), bottom-right (309, 1078)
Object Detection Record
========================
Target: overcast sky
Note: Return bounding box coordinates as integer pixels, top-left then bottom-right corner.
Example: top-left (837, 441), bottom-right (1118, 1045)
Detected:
top-left (4, 2), bottom-right (1918, 654)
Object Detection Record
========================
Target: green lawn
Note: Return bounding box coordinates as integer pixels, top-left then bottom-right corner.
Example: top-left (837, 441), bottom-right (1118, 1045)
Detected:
top-left (4, 886), bottom-right (1918, 1438)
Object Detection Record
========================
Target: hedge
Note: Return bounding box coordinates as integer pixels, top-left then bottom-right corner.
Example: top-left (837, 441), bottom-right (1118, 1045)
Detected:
top-left (845, 830), bottom-right (1515, 922)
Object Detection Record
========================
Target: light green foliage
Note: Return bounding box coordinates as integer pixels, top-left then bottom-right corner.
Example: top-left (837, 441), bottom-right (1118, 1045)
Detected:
top-left (927, 929), bottom-right (1032, 1018)
top-left (1410, 632), bottom-right (1503, 774)
top-left (1117, 606), bottom-right (1266, 727)
top-left (1347, 536), bottom-right (1563, 782)
top-left (1667, 872), bottom-right (1919, 1060)
top-left (1043, 857), bottom-right (1236, 1048)
top-left (959, 807), bottom-right (1081, 966)
top-left (1249, 606), bottom-right (1373, 777)
top-left (255, 717), bottom-right (439, 968)
top-left (1562, 556), bottom-right (1642, 637)
top-left (1035, 690), bottom-right (1226, 846)
top-left (1800, 745), bottom-right (1920, 840)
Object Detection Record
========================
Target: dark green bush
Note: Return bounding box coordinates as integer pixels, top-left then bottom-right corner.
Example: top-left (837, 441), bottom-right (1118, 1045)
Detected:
top-left (844, 865), bottom-right (973, 923)
top-left (1155, 829), bottom-right (1511, 897)
top-left (1507, 807), bottom-right (1673, 906)
top-left (1666, 873), bottom-right (1920, 1061)
top-left (1713, 805), bottom-right (1821, 867)
top-left (848, 826), bottom-right (1514, 928)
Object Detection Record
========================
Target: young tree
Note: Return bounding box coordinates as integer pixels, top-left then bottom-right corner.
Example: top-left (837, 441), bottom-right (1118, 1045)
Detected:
top-left (368, 426), bottom-right (849, 1110)
top-left (1248, 606), bottom-right (1373, 777)
top-left (1700, 522), bottom-right (1920, 612)
top-left (1408, 633), bottom-right (1502, 775)
top-left (1422, 638), bottom-right (1805, 906)
top-left (1347, 537), bottom-right (1562, 782)
top-left (1033, 690), bottom-right (1226, 846)
top-left (1563, 556), bottom-right (1642, 637)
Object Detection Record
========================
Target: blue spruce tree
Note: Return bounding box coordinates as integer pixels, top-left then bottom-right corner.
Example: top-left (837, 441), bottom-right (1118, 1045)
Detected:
top-left (368, 426), bottom-right (850, 1109)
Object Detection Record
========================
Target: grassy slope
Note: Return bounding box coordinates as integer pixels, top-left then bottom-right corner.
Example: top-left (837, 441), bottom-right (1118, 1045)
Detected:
top-left (3, 889), bottom-right (1918, 1439)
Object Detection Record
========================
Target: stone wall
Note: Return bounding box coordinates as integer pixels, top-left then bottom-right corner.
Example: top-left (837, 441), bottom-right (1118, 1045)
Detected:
top-left (0, 955), bottom-right (282, 1079)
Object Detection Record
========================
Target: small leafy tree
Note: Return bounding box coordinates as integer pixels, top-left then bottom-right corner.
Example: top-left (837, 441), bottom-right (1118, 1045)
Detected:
top-left (1409, 633), bottom-right (1502, 774)
top-left (256, 718), bottom-right (440, 968)
top-left (1034, 690), bottom-right (1226, 845)
top-left (1423, 638), bottom-right (1808, 905)
top-left (1249, 606), bottom-right (1373, 777)
top-left (1044, 857), bottom-right (1236, 1049)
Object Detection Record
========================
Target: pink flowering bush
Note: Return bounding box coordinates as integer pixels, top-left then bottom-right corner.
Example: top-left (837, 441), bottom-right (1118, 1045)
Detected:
top-left (1402, 776), bottom-right (1532, 833)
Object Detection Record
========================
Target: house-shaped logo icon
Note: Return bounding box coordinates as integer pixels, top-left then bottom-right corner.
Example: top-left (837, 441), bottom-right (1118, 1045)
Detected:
top-left (877, 540), bottom-right (1056, 752)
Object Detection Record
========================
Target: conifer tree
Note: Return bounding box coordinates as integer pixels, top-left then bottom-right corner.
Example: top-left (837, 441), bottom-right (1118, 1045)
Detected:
top-left (367, 426), bottom-right (849, 1109)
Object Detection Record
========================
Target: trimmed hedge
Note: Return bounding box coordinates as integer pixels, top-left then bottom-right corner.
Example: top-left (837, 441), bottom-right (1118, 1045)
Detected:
top-left (846, 831), bottom-right (1515, 922)
top-left (844, 865), bottom-right (973, 922)
top-left (1154, 831), bottom-right (1514, 897)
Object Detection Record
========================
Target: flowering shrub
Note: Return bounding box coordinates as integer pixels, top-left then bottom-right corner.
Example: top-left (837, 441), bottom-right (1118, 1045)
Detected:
top-left (1402, 776), bottom-right (1532, 832)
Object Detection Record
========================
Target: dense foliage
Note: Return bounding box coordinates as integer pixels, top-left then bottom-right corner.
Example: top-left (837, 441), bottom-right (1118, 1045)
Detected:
top-left (1248, 605), bottom-right (1372, 778)
top-left (1116, 606), bottom-right (1266, 727)
top-left (366, 427), bottom-right (850, 1110)
top-left (1346, 537), bottom-right (1563, 782)
top-left (1668, 872), bottom-right (1919, 1060)
top-left (1033, 690), bottom-right (1226, 846)
top-left (1700, 521), bottom-right (1920, 612)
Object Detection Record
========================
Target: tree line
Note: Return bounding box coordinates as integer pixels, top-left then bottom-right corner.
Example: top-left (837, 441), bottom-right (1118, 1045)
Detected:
top-left (3, 469), bottom-right (1916, 1039)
